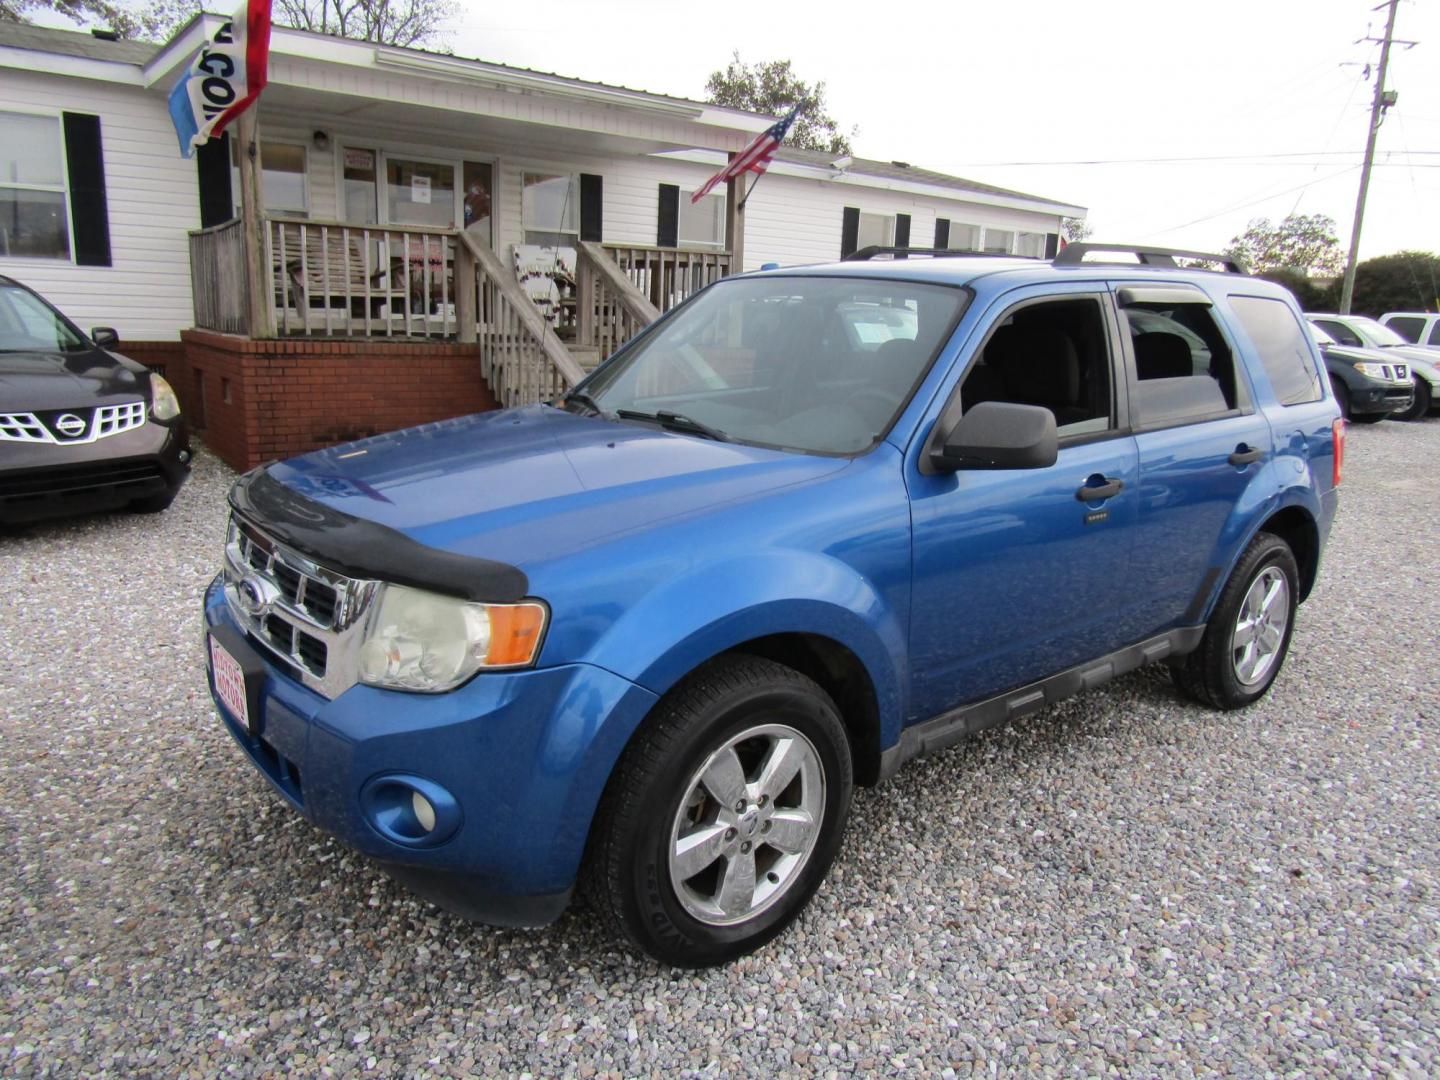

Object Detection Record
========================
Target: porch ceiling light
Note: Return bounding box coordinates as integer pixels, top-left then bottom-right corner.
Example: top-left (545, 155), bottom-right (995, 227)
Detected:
top-left (371, 48), bottom-right (705, 120)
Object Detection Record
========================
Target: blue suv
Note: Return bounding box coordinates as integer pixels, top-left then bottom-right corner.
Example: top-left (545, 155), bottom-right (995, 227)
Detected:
top-left (204, 244), bottom-right (1341, 966)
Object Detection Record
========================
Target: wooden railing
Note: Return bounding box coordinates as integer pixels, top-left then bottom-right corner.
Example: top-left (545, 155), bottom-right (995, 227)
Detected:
top-left (601, 243), bottom-right (731, 316)
top-left (459, 232), bottom-right (586, 406)
top-left (576, 241), bottom-right (661, 362)
top-left (188, 218), bottom-right (249, 334)
top-left (265, 217), bottom-right (459, 338)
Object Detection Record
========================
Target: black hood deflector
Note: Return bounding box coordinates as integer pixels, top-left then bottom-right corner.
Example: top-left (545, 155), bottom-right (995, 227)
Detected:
top-left (228, 467), bottom-right (530, 603)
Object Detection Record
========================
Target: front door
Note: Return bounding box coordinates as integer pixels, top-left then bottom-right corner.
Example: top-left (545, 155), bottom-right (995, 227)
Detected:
top-left (907, 289), bottom-right (1138, 720)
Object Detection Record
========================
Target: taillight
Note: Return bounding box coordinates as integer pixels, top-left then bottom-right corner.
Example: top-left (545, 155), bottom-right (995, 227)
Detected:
top-left (1332, 417), bottom-right (1345, 487)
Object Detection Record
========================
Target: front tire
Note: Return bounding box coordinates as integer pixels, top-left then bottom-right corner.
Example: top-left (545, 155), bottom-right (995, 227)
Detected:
top-left (1395, 377), bottom-right (1431, 422)
top-left (1331, 377), bottom-right (1351, 420)
top-left (582, 655), bottom-right (853, 967)
top-left (1173, 532), bottom-right (1299, 710)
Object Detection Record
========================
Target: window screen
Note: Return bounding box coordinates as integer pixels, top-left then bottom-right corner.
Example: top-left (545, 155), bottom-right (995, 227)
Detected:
top-left (1229, 296), bottom-right (1323, 406)
top-left (0, 112), bottom-right (69, 258)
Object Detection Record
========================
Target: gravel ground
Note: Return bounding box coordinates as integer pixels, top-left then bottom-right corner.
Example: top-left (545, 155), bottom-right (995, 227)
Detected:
top-left (1, 419), bottom-right (1437, 1078)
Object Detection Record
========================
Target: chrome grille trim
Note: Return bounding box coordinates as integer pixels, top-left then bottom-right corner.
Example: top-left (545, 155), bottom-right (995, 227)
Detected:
top-left (0, 401), bottom-right (147, 444)
top-left (223, 513), bottom-right (378, 699)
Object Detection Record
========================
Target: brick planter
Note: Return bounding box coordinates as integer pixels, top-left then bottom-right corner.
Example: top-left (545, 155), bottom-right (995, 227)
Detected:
top-left (177, 331), bottom-right (499, 472)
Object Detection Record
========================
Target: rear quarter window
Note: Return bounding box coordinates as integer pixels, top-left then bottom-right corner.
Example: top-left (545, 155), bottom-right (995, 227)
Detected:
top-left (1230, 296), bottom-right (1324, 406)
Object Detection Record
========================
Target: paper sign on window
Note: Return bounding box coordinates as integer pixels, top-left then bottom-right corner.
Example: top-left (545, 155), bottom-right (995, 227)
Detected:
top-left (344, 148), bottom-right (373, 170)
top-left (412, 175), bottom-right (432, 204)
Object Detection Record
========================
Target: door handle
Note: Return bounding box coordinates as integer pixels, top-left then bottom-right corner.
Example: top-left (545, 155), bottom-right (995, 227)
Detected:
top-left (1228, 444), bottom-right (1263, 467)
top-left (1076, 475), bottom-right (1124, 502)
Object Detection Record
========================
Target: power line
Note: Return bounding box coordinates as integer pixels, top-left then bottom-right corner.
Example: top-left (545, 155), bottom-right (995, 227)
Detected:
top-left (942, 150), bottom-right (1439, 168)
top-left (1143, 165), bottom-right (1362, 239)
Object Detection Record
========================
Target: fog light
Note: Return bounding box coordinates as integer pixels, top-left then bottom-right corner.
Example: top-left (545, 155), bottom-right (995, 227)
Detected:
top-left (411, 790), bottom-right (436, 833)
top-left (359, 774), bottom-right (461, 848)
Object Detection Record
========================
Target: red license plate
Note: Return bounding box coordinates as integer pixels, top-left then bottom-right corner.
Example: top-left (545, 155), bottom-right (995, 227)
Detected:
top-left (210, 634), bottom-right (251, 730)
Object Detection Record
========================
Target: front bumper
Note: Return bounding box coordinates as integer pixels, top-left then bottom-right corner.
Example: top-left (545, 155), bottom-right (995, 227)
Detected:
top-left (0, 418), bottom-right (189, 524)
top-left (1348, 381), bottom-right (1413, 417)
top-left (203, 576), bottom-right (657, 926)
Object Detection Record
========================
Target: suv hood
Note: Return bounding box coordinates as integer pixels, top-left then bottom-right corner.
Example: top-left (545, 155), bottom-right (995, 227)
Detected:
top-left (264, 406), bottom-right (850, 569)
top-left (0, 348), bottom-right (148, 411)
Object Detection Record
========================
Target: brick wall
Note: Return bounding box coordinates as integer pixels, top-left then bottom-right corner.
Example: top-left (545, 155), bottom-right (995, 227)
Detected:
top-left (116, 340), bottom-right (186, 381)
top-left (177, 331), bottom-right (500, 471)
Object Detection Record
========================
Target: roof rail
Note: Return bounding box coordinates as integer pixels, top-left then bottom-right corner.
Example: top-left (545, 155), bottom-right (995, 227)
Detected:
top-left (843, 246), bottom-right (1028, 262)
top-left (1055, 243), bottom-right (1248, 275)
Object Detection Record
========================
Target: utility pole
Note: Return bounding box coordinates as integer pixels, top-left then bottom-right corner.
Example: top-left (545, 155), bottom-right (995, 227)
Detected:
top-left (1339, 0), bottom-right (1408, 314)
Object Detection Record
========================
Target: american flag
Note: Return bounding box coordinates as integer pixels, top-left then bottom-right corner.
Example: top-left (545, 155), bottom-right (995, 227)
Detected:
top-left (691, 106), bottom-right (801, 203)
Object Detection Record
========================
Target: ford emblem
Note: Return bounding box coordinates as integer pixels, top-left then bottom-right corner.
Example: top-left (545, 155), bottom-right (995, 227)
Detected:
top-left (237, 574), bottom-right (280, 619)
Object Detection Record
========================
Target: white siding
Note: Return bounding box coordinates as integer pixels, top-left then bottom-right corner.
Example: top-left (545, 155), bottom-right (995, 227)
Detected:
top-left (0, 68), bottom-right (198, 341)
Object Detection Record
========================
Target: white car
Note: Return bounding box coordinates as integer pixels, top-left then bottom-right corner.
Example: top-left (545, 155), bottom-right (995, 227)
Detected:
top-left (1380, 312), bottom-right (1440, 351)
top-left (1305, 314), bottom-right (1440, 421)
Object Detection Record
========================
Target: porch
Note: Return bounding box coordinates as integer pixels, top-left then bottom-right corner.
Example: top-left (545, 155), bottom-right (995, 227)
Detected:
top-left (187, 214), bottom-right (733, 406)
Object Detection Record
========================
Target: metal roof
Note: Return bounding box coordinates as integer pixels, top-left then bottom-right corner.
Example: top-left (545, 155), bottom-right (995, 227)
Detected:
top-left (0, 22), bottom-right (158, 63)
top-left (774, 147), bottom-right (1073, 208)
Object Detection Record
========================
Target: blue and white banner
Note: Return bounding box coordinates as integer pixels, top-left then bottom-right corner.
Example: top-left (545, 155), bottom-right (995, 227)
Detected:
top-left (167, 0), bottom-right (272, 157)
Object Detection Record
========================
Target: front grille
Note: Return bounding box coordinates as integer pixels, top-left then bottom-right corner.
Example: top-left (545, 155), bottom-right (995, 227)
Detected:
top-left (0, 401), bottom-right (146, 444)
top-left (0, 460), bottom-right (164, 501)
top-left (223, 514), bottom-right (374, 699)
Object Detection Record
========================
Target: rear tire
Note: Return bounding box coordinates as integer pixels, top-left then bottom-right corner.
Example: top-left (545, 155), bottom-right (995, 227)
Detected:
top-left (582, 655), bottom-right (853, 967)
top-left (1395, 377), bottom-right (1431, 422)
top-left (1173, 532), bottom-right (1299, 710)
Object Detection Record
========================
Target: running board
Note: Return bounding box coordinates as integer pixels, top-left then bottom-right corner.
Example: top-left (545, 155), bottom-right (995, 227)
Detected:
top-left (877, 626), bottom-right (1205, 782)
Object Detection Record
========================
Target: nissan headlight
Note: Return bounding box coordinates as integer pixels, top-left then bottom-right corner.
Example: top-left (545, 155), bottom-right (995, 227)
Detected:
top-left (150, 374), bottom-right (182, 420)
top-left (1352, 362), bottom-right (1387, 379)
top-left (358, 584), bottom-right (548, 692)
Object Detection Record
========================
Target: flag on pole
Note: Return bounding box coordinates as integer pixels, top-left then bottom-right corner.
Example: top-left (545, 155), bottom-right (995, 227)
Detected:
top-left (167, 0), bottom-right (273, 157)
top-left (691, 106), bottom-right (801, 203)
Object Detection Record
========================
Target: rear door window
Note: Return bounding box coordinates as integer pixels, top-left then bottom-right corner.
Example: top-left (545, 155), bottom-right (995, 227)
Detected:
top-left (1121, 301), bottom-right (1243, 429)
top-left (1229, 296), bottom-right (1324, 406)
top-left (1386, 316), bottom-right (1424, 343)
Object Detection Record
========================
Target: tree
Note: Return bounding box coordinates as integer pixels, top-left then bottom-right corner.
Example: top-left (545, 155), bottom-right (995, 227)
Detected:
top-left (1, 0), bottom-right (144, 37)
top-left (1224, 214), bottom-right (1343, 277)
top-left (273, 0), bottom-right (454, 48)
top-left (1061, 217), bottom-right (1091, 243)
top-left (3, 0), bottom-right (453, 46)
top-left (704, 53), bottom-right (854, 156)
top-left (1254, 268), bottom-right (1335, 312)
top-left (1348, 251), bottom-right (1440, 319)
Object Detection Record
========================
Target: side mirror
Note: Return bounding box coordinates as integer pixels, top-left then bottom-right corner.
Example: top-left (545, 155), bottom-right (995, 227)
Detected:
top-left (91, 327), bottom-right (119, 349)
top-left (929, 401), bottom-right (1058, 472)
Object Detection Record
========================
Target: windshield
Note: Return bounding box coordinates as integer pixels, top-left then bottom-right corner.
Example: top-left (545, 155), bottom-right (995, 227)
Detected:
top-left (0, 284), bottom-right (88, 352)
top-left (578, 275), bottom-right (968, 454)
top-left (1307, 322), bottom-right (1336, 345)
top-left (1349, 316), bottom-right (1408, 348)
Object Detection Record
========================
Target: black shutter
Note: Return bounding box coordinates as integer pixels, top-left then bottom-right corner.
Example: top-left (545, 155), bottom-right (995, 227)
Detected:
top-left (580, 173), bottom-right (603, 242)
top-left (934, 218), bottom-right (950, 249)
top-left (840, 206), bottom-right (860, 259)
top-left (197, 132), bottom-right (234, 228)
top-left (894, 213), bottom-right (911, 256)
top-left (62, 113), bottom-right (111, 267)
top-left (657, 184), bottom-right (679, 247)
top-left (1045, 232), bottom-right (1061, 259)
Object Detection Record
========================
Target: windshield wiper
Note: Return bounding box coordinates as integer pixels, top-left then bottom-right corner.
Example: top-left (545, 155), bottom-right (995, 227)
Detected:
top-left (615, 408), bottom-right (731, 442)
top-left (561, 390), bottom-right (611, 418)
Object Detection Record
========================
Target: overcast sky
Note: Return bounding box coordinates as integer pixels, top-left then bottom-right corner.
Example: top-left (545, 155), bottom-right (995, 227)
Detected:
top-left (445, 0), bottom-right (1437, 261)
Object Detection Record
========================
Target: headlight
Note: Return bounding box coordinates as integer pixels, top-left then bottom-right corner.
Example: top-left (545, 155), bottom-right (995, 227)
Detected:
top-left (150, 374), bottom-right (182, 420)
top-left (357, 584), bottom-right (547, 692)
top-left (1351, 362), bottom-right (1390, 379)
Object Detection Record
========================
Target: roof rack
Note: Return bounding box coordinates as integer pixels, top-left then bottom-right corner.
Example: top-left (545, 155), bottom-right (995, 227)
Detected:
top-left (844, 246), bottom-right (1027, 262)
top-left (1054, 243), bottom-right (1248, 274)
